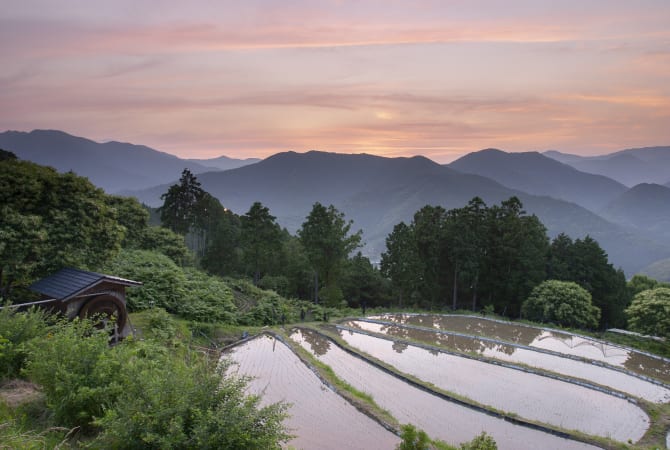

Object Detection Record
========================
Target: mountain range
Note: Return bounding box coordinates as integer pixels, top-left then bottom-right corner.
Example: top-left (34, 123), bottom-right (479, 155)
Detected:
top-left (544, 147), bottom-right (670, 187)
top-left (2, 129), bottom-right (669, 277)
top-left (0, 130), bottom-right (258, 193)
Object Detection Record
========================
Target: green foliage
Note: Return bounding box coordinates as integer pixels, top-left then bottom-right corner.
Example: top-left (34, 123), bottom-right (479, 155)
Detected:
top-left (136, 226), bottom-right (193, 266)
top-left (0, 158), bottom-right (124, 297)
top-left (382, 197), bottom-right (549, 315)
top-left (299, 203), bottom-right (362, 305)
top-left (628, 274), bottom-right (669, 297)
top-left (24, 318), bottom-right (115, 428)
top-left (160, 168), bottom-right (206, 235)
top-left (21, 318), bottom-right (290, 447)
top-left (93, 352), bottom-right (290, 449)
top-left (144, 307), bottom-right (179, 343)
top-left (103, 249), bottom-right (187, 312)
top-left (396, 425), bottom-right (496, 450)
top-left (102, 249), bottom-right (236, 322)
top-left (460, 432), bottom-right (497, 450)
top-left (341, 252), bottom-right (391, 308)
top-left (0, 307), bottom-right (49, 380)
top-left (522, 280), bottom-right (600, 329)
top-left (548, 234), bottom-right (630, 328)
top-left (397, 424), bottom-right (432, 450)
top-left (240, 201), bottom-right (282, 284)
top-left (625, 287), bottom-right (670, 338)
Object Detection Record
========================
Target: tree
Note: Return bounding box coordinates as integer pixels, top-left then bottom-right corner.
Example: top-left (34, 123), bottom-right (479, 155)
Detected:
top-left (522, 280), bottom-right (600, 329)
top-left (551, 235), bottom-right (630, 328)
top-left (0, 158), bottom-right (124, 298)
top-left (341, 252), bottom-right (390, 308)
top-left (625, 288), bottom-right (670, 338)
top-left (240, 202), bottom-right (282, 284)
top-left (446, 198), bottom-right (487, 311)
top-left (412, 205), bottom-right (450, 309)
top-left (480, 197), bottom-right (548, 316)
top-left (159, 169), bottom-right (206, 235)
top-left (380, 222), bottom-right (421, 307)
top-left (298, 203), bottom-right (362, 305)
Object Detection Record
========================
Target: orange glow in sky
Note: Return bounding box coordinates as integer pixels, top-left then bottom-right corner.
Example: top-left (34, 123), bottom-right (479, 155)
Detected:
top-left (1, 1), bottom-right (669, 162)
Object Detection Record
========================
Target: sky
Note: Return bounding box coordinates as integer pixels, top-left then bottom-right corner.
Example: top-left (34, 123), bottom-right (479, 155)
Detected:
top-left (1, 1), bottom-right (669, 163)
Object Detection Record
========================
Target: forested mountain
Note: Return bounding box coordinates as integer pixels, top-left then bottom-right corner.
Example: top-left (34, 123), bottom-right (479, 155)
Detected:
top-left (544, 146), bottom-right (670, 187)
top-left (448, 149), bottom-right (626, 211)
top-left (0, 130), bottom-right (250, 193)
top-left (130, 151), bottom-right (669, 275)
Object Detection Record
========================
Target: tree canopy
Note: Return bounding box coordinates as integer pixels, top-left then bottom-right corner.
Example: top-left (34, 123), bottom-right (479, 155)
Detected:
top-left (625, 287), bottom-right (670, 338)
top-left (521, 280), bottom-right (601, 329)
top-left (299, 203), bottom-right (362, 305)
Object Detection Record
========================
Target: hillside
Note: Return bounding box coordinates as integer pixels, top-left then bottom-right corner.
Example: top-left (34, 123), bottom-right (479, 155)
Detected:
top-left (544, 147), bottom-right (670, 187)
top-left (448, 149), bottom-right (626, 211)
top-left (0, 130), bottom-right (227, 193)
top-left (129, 150), bottom-right (669, 275)
top-left (600, 183), bottom-right (670, 240)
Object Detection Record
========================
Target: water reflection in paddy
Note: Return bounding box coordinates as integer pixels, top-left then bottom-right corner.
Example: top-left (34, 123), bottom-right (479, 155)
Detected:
top-left (291, 329), bottom-right (600, 450)
top-left (338, 328), bottom-right (649, 443)
top-left (343, 320), bottom-right (670, 403)
top-left (225, 335), bottom-right (400, 450)
top-left (371, 314), bottom-right (670, 383)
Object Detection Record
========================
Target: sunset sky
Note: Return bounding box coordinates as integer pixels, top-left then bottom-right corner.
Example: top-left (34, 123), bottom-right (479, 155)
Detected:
top-left (2, 1), bottom-right (669, 162)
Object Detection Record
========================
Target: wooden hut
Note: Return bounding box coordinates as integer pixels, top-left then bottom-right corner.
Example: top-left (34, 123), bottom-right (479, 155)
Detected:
top-left (29, 267), bottom-right (141, 339)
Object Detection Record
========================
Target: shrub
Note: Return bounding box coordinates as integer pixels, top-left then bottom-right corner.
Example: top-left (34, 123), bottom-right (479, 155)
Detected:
top-left (522, 280), bottom-right (600, 329)
top-left (625, 287), bottom-right (670, 338)
top-left (23, 318), bottom-right (118, 428)
top-left (0, 307), bottom-right (49, 380)
top-left (92, 346), bottom-right (290, 449)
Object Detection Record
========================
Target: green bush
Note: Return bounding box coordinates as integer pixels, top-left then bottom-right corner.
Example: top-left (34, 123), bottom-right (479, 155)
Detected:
top-left (0, 306), bottom-right (49, 380)
top-left (24, 318), bottom-right (118, 429)
top-left (522, 280), bottom-right (600, 329)
top-left (101, 250), bottom-right (237, 323)
top-left (625, 287), bottom-right (670, 338)
top-left (92, 345), bottom-right (290, 449)
top-left (460, 432), bottom-right (497, 450)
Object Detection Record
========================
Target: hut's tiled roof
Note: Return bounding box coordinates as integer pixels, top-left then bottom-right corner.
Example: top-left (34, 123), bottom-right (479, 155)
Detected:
top-left (29, 267), bottom-right (141, 301)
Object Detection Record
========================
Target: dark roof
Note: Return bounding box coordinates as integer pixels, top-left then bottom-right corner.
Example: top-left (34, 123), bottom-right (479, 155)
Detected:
top-left (29, 267), bottom-right (141, 301)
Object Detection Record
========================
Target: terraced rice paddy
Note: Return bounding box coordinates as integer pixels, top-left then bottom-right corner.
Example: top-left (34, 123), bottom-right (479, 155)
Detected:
top-left (224, 335), bottom-right (400, 450)
top-left (343, 319), bottom-right (670, 403)
top-left (223, 314), bottom-right (669, 448)
top-left (370, 313), bottom-right (670, 383)
top-left (337, 327), bottom-right (649, 442)
top-left (291, 328), bottom-right (600, 450)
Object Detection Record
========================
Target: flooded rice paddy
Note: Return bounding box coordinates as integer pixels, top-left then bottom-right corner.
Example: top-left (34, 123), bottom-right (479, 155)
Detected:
top-left (337, 327), bottom-right (649, 442)
top-left (290, 328), bottom-right (600, 450)
top-left (370, 313), bottom-right (670, 383)
top-left (224, 335), bottom-right (400, 450)
top-left (343, 319), bottom-right (670, 403)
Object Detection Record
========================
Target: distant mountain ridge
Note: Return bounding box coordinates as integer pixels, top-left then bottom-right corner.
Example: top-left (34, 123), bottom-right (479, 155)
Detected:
top-left (600, 183), bottom-right (670, 241)
top-left (129, 150), bottom-right (669, 275)
top-left (186, 155), bottom-right (261, 171)
top-left (4, 128), bottom-right (669, 275)
top-left (448, 149), bottom-right (627, 211)
top-left (543, 146), bottom-right (670, 187)
top-left (0, 130), bottom-right (257, 193)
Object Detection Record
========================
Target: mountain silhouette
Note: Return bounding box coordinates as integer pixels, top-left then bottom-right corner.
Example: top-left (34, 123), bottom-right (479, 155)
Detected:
top-left (448, 149), bottom-right (626, 211)
top-left (544, 147), bottom-right (670, 187)
top-left (0, 130), bottom-right (251, 193)
top-left (600, 183), bottom-right (670, 241)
